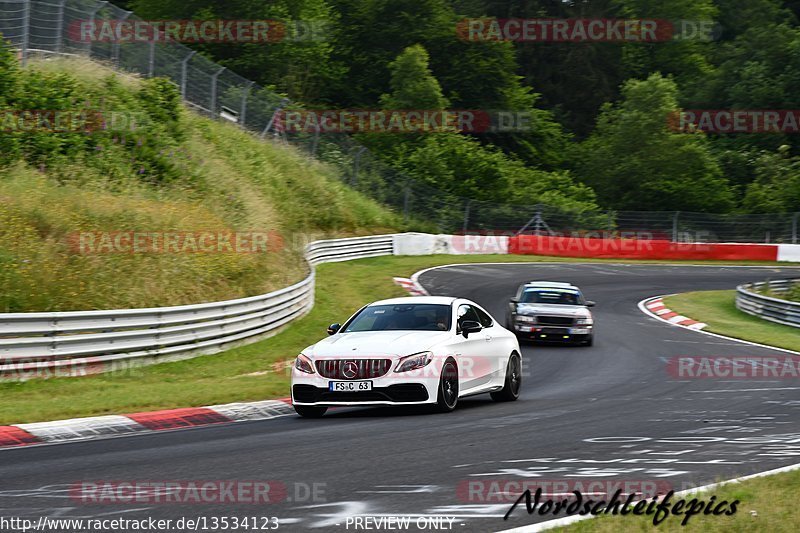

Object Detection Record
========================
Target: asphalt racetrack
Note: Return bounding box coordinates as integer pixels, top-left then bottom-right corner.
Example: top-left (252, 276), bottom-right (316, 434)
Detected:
top-left (1, 263), bottom-right (799, 532)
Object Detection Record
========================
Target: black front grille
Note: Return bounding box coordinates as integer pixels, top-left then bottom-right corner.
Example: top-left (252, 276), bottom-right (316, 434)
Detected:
top-left (315, 359), bottom-right (392, 379)
top-left (536, 316), bottom-right (575, 326)
top-left (293, 384), bottom-right (429, 404)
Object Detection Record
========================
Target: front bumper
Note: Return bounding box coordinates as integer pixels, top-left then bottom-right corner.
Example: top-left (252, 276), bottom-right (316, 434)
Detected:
top-left (291, 368), bottom-right (440, 406)
top-left (513, 324), bottom-right (592, 342)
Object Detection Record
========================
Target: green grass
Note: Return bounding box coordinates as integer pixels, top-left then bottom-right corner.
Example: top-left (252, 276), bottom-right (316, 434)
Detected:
top-left (663, 290), bottom-right (800, 352)
top-left (1, 254), bottom-right (797, 425)
top-left (549, 468), bottom-right (800, 532)
top-left (0, 56), bottom-right (402, 312)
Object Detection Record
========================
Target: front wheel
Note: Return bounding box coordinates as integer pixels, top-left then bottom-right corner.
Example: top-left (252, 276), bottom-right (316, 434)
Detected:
top-left (294, 405), bottom-right (328, 418)
top-left (491, 353), bottom-right (522, 402)
top-left (434, 359), bottom-right (459, 412)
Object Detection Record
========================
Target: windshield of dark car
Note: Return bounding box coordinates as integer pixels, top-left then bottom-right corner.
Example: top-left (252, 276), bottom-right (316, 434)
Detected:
top-left (519, 289), bottom-right (581, 305)
top-left (343, 304), bottom-right (452, 332)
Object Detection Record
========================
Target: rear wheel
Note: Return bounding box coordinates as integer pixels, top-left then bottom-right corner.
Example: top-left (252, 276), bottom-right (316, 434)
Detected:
top-left (491, 353), bottom-right (522, 402)
top-left (435, 359), bottom-right (459, 412)
top-left (294, 405), bottom-right (328, 418)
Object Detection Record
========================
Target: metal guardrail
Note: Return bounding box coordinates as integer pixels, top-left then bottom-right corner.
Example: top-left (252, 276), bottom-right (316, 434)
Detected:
top-left (736, 279), bottom-right (800, 328)
top-left (0, 234), bottom-right (399, 378)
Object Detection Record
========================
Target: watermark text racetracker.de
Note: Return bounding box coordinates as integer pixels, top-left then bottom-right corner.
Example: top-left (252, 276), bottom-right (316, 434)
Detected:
top-left (67, 231), bottom-right (284, 254)
top-left (69, 480), bottom-right (325, 504)
top-left (69, 19), bottom-right (329, 43)
top-left (457, 18), bottom-right (719, 42)
top-left (667, 355), bottom-right (800, 379)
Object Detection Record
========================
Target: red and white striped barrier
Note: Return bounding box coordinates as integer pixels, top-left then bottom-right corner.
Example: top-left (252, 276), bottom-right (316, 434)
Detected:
top-left (509, 235), bottom-right (800, 262)
top-left (644, 298), bottom-right (707, 330)
top-left (393, 277), bottom-right (429, 296)
top-left (0, 398), bottom-right (293, 449)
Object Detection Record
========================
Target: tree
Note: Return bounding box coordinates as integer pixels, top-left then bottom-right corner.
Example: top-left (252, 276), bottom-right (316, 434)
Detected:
top-left (131, 0), bottom-right (343, 102)
top-left (379, 45), bottom-right (449, 110)
top-left (742, 148), bottom-right (800, 213)
top-left (572, 74), bottom-right (733, 212)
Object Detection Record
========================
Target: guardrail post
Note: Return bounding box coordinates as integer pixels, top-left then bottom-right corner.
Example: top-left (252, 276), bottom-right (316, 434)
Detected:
top-left (179, 50), bottom-right (196, 99)
top-left (20, 0), bottom-right (30, 65)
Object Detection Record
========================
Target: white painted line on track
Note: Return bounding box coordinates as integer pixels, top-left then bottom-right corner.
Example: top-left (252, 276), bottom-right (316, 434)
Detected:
top-left (688, 387), bottom-right (800, 393)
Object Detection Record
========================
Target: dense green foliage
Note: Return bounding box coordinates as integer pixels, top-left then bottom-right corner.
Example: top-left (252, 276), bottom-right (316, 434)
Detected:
top-left (122, 0), bottom-right (800, 215)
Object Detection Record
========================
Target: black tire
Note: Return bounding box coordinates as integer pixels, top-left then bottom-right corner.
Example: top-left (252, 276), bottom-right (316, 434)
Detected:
top-left (491, 353), bottom-right (522, 402)
top-left (434, 359), bottom-right (459, 412)
top-left (582, 335), bottom-right (594, 347)
top-left (294, 405), bottom-right (328, 418)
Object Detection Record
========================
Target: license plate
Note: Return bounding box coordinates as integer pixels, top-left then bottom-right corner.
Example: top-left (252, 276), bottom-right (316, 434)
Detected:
top-left (329, 380), bottom-right (373, 392)
top-left (569, 328), bottom-right (590, 335)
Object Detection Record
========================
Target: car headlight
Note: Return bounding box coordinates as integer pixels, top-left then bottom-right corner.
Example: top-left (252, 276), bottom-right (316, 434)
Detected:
top-left (516, 315), bottom-right (537, 323)
top-left (575, 317), bottom-right (593, 325)
top-left (295, 354), bottom-right (315, 374)
top-left (394, 351), bottom-right (433, 373)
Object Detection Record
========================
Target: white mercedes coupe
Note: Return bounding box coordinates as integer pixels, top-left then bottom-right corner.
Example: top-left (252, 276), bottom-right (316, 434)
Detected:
top-left (291, 296), bottom-right (523, 417)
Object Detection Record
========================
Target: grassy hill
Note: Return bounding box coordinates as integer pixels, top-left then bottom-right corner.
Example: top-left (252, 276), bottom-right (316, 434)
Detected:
top-left (0, 52), bottom-right (402, 312)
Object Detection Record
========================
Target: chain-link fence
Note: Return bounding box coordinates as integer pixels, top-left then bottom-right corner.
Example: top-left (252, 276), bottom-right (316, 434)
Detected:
top-left (1, 0), bottom-right (799, 242)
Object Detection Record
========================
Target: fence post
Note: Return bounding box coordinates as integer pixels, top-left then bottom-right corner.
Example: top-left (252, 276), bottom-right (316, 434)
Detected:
top-left (671, 211), bottom-right (680, 242)
top-left (87, 2), bottom-right (107, 58)
top-left (403, 185), bottom-right (411, 222)
top-left (261, 98), bottom-right (289, 138)
top-left (111, 11), bottom-right (131, 65)
top-left (147, 40), bottom-right (155, 77)
top-left (209, 66), bottom-right (225, 117)
top-left (462, 199), bottom-right (472, 233)
top-left (180, 50), bottom-right (196, 99)
top-left (793, 212), bottom-right (799, 244)
top-left (20, 0), bottom-right (30, 65)
top-left (351, 146), bottom-right (366, 186)
top-left (239, 80), bottom-right (253, 127)
top-left (310, 123), bottom-right (320, 156)
top-left (54, 0), bottom-right (67, 55)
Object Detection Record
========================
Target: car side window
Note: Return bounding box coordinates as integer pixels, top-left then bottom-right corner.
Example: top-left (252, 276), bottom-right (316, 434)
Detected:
top-left (474, 306), bottom-right (494, 328)
top-left (457, 304), bottom-right (481, 330)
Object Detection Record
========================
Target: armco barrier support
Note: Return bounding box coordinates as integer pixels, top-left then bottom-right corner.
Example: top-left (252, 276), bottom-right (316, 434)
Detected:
top-left (0, 234), bottom-right (400, 380)
top-left (736, 279), bottom-right (800, 328)
top-left (509, 235), bottom-right (781, 261)
top-left (2, 232), bottom-right (798, 380)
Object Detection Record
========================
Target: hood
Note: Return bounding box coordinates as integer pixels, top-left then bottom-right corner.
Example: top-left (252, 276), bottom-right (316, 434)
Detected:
top-left (306, 330), bottom-right (452, 358)
top-left (515, 303), bottom-right (590, 317)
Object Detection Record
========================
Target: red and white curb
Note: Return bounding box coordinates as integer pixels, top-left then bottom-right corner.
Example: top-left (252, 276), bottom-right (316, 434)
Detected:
top-left (0, 398), bottom-right (294, 450)
top-left (393, 276), bottom-right (429, 296)
top-left (643, 297), bottom-right (707, 330)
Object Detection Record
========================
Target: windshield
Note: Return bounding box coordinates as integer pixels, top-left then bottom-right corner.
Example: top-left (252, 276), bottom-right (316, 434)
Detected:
top-left (519, 288), bottom-right (582, 305)
top-left (343, 304), bottom-right (452, 332)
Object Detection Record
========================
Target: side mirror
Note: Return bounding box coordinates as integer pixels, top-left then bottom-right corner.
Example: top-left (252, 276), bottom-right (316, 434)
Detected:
top-left (585, 301), bottom-right (596, 307)
top-left (510, 298), bottom-right (518, 304)
top-left (460, 320), bottom-right (482, 338)
top-left (327, 323), bottom-right (341, 335)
